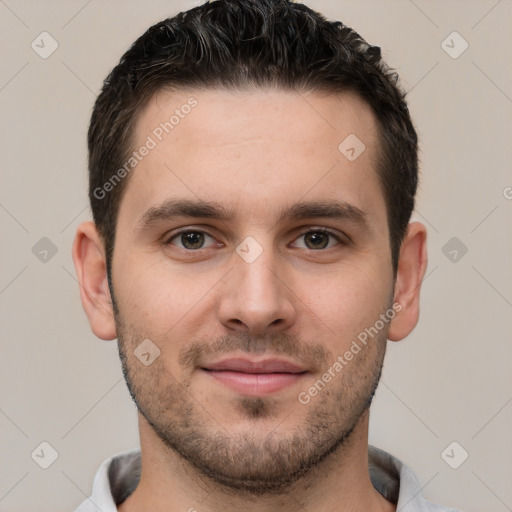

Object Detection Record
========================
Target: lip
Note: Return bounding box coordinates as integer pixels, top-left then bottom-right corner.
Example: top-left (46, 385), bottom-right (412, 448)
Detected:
top-left (203, 357), bottom-right (306, 374)
top-left (201, 357), bottom-right (308, 396)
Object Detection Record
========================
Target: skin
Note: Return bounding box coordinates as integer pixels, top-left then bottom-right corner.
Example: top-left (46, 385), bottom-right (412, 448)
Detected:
top-left (73, 88), bottom-right (427, 512)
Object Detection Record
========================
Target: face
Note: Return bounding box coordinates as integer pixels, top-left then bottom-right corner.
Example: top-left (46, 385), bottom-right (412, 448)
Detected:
top-left (111, 88), bottom-right (396, 492)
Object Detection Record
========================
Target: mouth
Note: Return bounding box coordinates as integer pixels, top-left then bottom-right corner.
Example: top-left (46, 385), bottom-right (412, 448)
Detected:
top-left (201, 357), bottom-right (309, 396)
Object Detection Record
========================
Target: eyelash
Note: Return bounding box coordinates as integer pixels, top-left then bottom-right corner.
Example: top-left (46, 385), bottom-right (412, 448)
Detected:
top-left (163, 227), bottom-right (346, 251)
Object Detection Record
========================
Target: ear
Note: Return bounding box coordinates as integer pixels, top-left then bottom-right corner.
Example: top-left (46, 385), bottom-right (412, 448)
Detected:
top-left (387, 221), bottom-right (428, 342)
top-left (72, 221), bottom-right (117, 340)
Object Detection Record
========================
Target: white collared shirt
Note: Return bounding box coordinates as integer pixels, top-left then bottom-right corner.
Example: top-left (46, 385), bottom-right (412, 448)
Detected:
top-left (74, 445), bottom-right (461, 511)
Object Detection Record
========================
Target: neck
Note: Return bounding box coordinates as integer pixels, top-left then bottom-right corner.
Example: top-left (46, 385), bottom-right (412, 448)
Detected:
top-left (118, 411), bottom-right (395, 512)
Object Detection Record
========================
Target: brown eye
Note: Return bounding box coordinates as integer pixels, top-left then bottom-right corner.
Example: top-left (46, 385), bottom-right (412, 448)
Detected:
top-left (303, 231), bottom-right (330, 249)
top-left (167, 230), bottom-right (215, 250)
top-left (292, 229), bottom-right (343, 250)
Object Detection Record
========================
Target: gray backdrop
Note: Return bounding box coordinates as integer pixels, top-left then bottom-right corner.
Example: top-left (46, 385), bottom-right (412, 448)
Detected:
top-left (1, 1), bottom-right (511, 511)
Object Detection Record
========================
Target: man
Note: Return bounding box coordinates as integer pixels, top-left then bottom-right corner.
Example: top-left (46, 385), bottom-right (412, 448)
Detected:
top-left (72, 0), bottom-right (460, 510)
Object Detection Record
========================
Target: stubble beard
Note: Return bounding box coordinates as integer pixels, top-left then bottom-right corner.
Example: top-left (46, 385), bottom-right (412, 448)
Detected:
top-left (114, 310), bottom-right (387, 495)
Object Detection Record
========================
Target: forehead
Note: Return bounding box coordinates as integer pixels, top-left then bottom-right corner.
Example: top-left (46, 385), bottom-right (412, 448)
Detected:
top-left (121, 87), bottom-right (386, 232)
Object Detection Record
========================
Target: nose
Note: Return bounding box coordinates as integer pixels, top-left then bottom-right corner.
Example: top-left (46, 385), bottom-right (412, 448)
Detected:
top-left (217, 244), bottom-right (297, 336)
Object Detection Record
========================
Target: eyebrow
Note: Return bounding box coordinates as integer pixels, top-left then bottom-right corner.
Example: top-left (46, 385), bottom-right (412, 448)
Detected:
top-left (136, 198), bottom-right (369, 233)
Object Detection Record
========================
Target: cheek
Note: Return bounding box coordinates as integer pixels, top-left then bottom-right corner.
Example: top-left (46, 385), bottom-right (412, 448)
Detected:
top-left (113, 256), bottom-right (217, 340)
top-left (302, 261), bottom-right (391, 341)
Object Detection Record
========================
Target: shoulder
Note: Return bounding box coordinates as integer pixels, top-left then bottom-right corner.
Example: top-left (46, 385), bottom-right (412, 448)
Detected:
top-left (368, 445), bottom-right (463, 512)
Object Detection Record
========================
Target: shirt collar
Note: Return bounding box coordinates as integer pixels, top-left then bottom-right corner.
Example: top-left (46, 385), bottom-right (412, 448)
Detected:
top-left (75, 445), bottom-right (458, 512)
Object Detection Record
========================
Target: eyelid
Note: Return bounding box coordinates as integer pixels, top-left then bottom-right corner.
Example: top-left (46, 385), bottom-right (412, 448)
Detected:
top-left (295, 226), bottom-right (348, 241)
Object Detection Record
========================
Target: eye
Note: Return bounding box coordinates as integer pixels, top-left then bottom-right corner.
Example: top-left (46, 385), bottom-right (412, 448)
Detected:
top-left (291, 229), bottom-right (344, 250)
top-left (165, 230), bottom-right (219, 250)
top-left (163, 228), bottom-right (346, 252)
